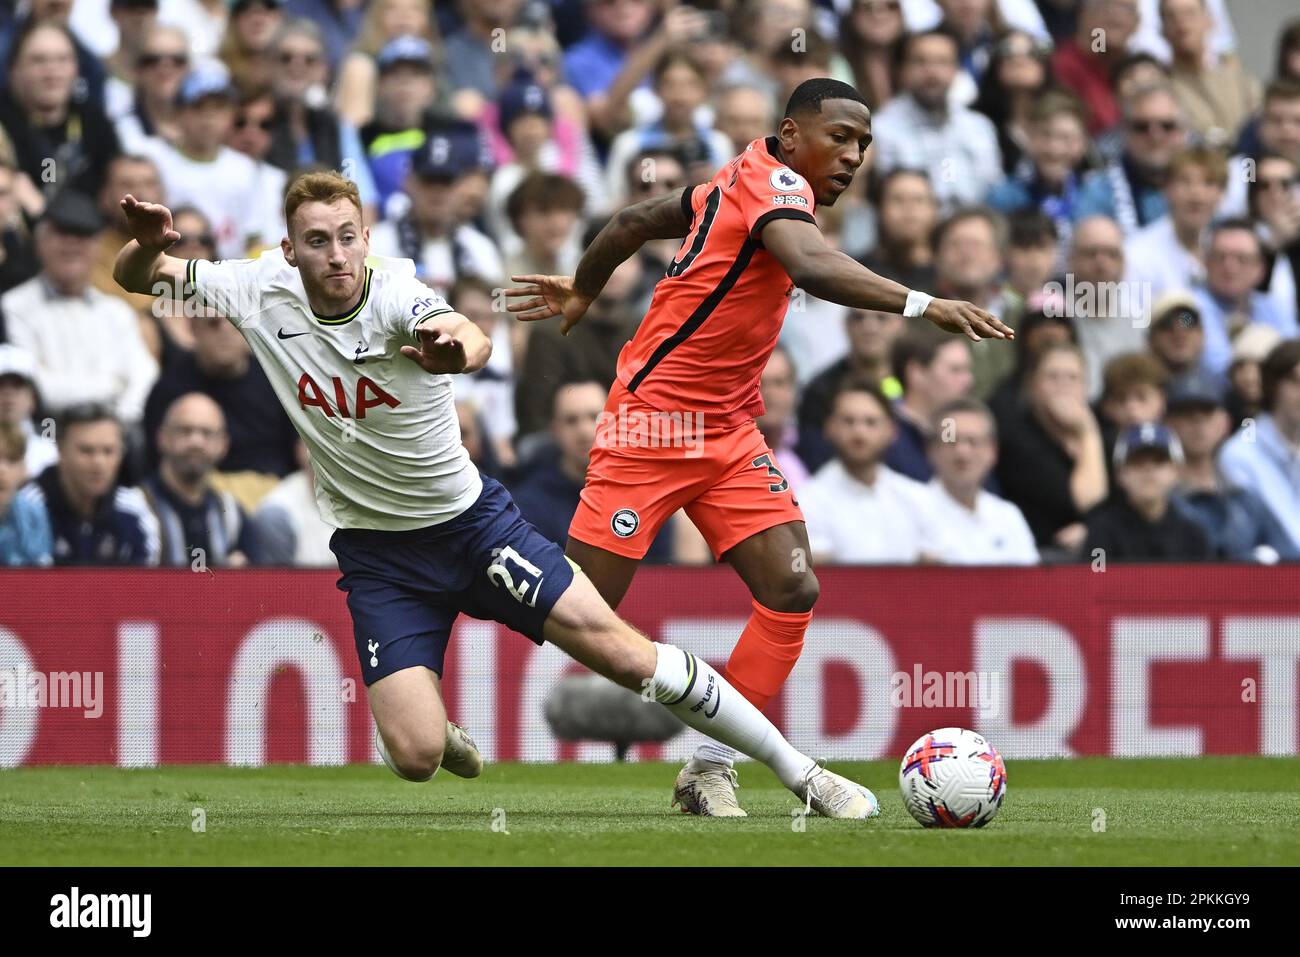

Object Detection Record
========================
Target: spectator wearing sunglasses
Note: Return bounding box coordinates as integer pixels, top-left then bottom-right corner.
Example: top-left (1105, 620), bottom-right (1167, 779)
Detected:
top-left (1248, 154), bottom-right (1300, 326)
top-left (262, 19), bottom-right (379, 222)
top-left (1075, 82), bottom-right (1189, 236)
top-left (114, 24), bottom-right (191, 154)
top-left (226, 89), bottom-right (290, 252)
top-left (219, 0), bottom-right (286, 95)
top-left (101, 0), bottom-right (163, 123)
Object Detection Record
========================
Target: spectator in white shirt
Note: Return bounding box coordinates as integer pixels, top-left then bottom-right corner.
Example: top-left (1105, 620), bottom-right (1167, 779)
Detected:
top-left (145, 63), bottom-right (265, 259)
top-left (113, 24), bottom-right (190, 154)
top-left (1124, 146), bottom-right (1227, 301)
top-left (871, 29), bottom-right (1003, 212)
top-left (251, 440), bottom-right (337, 567)
top-left (1, 191), bottom-right (158, 428)
top-left (923, 397), bottom-right (1038, 564)
top-left (800, 378), bottom-right (938, 564)
top-left (0, 345), bottom-right (58, 479)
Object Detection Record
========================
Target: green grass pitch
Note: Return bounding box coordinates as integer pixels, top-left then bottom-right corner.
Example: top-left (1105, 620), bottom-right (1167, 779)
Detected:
top-left (3, 757), bottom-right (1297, 866)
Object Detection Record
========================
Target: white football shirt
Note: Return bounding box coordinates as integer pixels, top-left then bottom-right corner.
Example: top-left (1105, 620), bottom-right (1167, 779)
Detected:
top-left (185, 249), bottom-right (482, 531)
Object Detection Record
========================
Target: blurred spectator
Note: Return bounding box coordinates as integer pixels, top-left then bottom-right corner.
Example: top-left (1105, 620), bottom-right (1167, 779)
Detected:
top-left (1218, 340), bottom-right (1300, 551)
top-left (455, 396), bottom-right (506, 480)
top-left (986, 91), bottom-right (1089, 249)
top-left (971, 28), bottom-right (1053, 176)
top-left (283, 0), bottom-right (366, 71)
top-left (1092, 52), bottom-right (1170, 162)
top-left (0, 345), bottom-right (58, 478)
top-left (357, 36), bottom-right (445, 208)
top-left (503, 172), bottom-right (584, 280)
top-left (1160, 0), bottom-right (1258, 150)
top-left (838, 0), bottom-right (908, 110)
top-left (446, 275), bottom-right (518, 469)
top-left (1249, 153), bottom-right (1299, 326)
top-left (713, 84), bottom-right (776, 157)
top-left (369, 128), bottom-right (504, 290)
top-left (1098, 351), bottom-right (1168, 476)
top-left (857, 169), bottom-right (938, 293)
top-left (0, 159), bottom-right (38, 293)
top-left (2, 190), bottom-right (158, 427)
top-left (514, 242), bottom-right (643, 438)
top-left (800, 378), bottom-right (937, 564)
top-left (1131, 0), bottom-right (1237, 64)
top-left (142, 308), bottom-right (297, 483)
top-left (978, 210), bottom-right (1056, 397)
top-left (27, 403), bottom-right (159, 566)
top-left (146, 64), bottom-right (265, 259)
top-left (987, 307), bottom-right (1079, 422)
top-left (1050, 0), bottom-right (1139, 135)
top-left (226, 89), bottom-right (290, 250)
top-left (755, 345), bottom-right (810, 493)
top-left (563, 0), bottom-right (661, 138)
top-left (113, 23), bottom-right (191, 154)
top-left (443, 0), bottom-right (524, 104)
top-left (798, 307), bottom-right (905, 471)
top-left (1124, 146), bottom-right (1226, 300)
top-left (263, 19), bottom-right (379, 218)
top-left (618, 146), bottom-right (688, 275)
top-left (0, 422), bottom-right (52, 566)
top-left (1166, 373), bottom-right (1298, 562)
top-left (486, 71), bottom-right (603, 245)
top-left (481, 24), bottom-right (604, 191)
top-left (1223, 324), bottom-right (1282, 428)
top-left (511, 379), bottom-right (670, 562)
top-left (1146, 290), bottom-right (1207, 392)
top-left (335, 0), bottom-right (440, 128)
top-left (0, 0), bottom-right (108, 110)
top-left (603, 51), bottom-right (732, 211)
top-left (1075, 82), bottom-right (1187, 234)
top-left (219, 0), bottom-right (285, 95)
top-left (1223, 80), bottom-right (1300, 218)
top-left (92, 154), bottom-right (169, 361)
top-left (995, 342), bottom-right (1107, 553)
top-left (153, 205), bottom-right (220, 356)
top-left (1066, 215), bottom-right (1145, 399)
top-left (0, 19), bottom-right (121, 202)
top-left (141, 393), bottom-right (257, 567)
top-left (102, 0), bottom-right (164, 123)
top-left (769, 27), bottom-right (845, 112)
top-left (1083, 422), bottom-right (1212, 561)
top-left (871, 29), bottom-right (1002, 211)
top-left (885, 325), bottom-right (974, 481)
top-left (922, 397), bottom-right (1038, 564)
top-left (931, 207), bottom-right (1006, 397)
top-left (250, 440), bottom-right (337, 566)
top-left (934, 0), bottom-right (1008, 94)
top-left (1193, 219), bottom-right (1298, 381)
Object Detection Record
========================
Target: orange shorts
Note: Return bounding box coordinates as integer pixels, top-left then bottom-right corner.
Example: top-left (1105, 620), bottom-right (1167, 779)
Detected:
top-left (569, 382), bottom-right (805, 560)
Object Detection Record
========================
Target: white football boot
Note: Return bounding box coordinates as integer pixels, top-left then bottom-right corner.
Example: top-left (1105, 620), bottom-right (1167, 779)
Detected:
top-left (440, 720), bottom-right (483, 778)
top-left (797, 765), bottom-right (880, 819)
top-left (672, 761), bottom-right (748, 817)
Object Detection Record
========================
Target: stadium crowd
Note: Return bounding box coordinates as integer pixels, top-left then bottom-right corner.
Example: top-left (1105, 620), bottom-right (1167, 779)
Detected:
top-left (0, 0), bottom-right (1298, 568)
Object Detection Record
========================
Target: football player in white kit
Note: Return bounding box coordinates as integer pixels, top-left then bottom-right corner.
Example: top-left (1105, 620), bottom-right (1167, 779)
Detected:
top-left (113, 169), bottom-right (879, 818)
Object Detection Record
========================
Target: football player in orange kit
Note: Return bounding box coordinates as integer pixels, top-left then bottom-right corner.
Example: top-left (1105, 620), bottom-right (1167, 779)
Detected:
top-left (505, 78), bottom-right (1013, 815)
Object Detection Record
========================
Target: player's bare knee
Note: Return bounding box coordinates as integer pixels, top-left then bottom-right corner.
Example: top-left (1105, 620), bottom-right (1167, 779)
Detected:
top-left (759, 569), bottom-right (819, 613)
top-left (390, 737), bottom-right (444, 781)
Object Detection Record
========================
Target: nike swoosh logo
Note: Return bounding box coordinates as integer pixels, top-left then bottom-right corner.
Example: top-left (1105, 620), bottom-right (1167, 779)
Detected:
top-left (277, 329), bottom-right (310, 339)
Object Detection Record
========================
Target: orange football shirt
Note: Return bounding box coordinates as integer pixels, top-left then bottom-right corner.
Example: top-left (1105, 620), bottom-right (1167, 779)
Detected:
top-left (614, 136), bottom-right (817, 430)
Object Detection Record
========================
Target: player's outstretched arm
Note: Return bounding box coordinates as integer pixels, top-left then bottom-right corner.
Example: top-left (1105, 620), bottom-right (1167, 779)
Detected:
top-left (504, 186), bottom-right (694, 334)
top-left (113, 194), bottom-right (188, 299)
top-left (402, 311), bottom-right (491, 375)
top-left (761, 217), bottom-right (1015, 343)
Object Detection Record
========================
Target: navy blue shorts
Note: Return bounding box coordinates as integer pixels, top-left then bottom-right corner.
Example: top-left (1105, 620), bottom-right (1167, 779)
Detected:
top-left (329, 476), bottom-right (576, 685)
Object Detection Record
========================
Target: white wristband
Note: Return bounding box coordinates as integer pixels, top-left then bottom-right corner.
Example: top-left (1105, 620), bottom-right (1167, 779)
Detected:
top-left (903, 290), bottom-right (934, 318)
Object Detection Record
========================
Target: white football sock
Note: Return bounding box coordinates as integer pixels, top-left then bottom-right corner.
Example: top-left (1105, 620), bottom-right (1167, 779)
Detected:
top-left (690, 742), bottom-right (737, 769)
top-left (652, 644), bottom-right (813, 790)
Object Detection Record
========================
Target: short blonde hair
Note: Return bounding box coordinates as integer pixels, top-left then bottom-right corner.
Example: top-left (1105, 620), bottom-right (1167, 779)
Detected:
top-left (283, 170), bottom-right (364, 237)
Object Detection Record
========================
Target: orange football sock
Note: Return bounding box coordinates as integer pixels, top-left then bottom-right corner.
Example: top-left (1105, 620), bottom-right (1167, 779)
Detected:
top-left (722, 599), bottom-right (811, 710)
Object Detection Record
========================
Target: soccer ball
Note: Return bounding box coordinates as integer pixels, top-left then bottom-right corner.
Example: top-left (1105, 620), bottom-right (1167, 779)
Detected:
top-left (898, 728), bottom-right (1007, 828)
